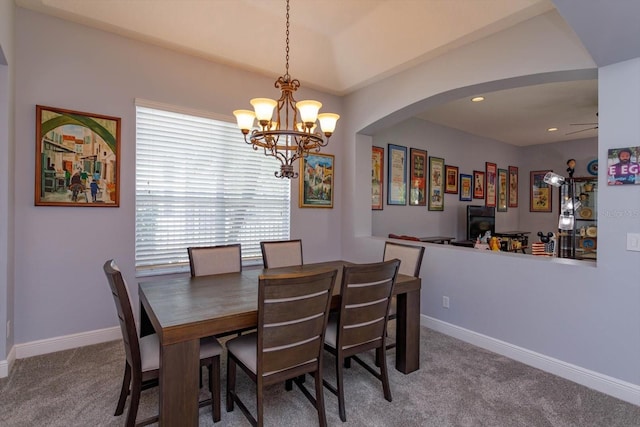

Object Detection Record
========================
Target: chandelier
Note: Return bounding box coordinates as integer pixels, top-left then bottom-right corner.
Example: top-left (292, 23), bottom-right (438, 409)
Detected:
top-left (233, 0), bottom-right (339, 179)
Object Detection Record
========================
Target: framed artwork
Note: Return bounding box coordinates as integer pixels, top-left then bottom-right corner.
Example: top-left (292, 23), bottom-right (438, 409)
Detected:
top-left (606, 146), bottom-right (640, 185)
top-left (473, 170), bottom-right (485, 199)
top-left (445, 165), bottom-right (459, 194)
top-left (485, 162), bottom-right (497, 207)
top-left (299, 153), bottom-right (334, 208)
top-left (35, 105), bottom-right (120, 207)
top-left (508, 166), bottom-right (518, 207)
top-left (497, 168), bottom-right (508, 212)
top-left (530, 170), bottom-right (552, 212)
top-left (428, 156), bottom-right (444, 211)
top-left (459, 173), bottom-right (473, 201)
top-left (409, 148), bottom-right (427, 206)
top-left (372, 146), bottom-right (384, 210)
top-left (387, 144), bottom-right (407, 205)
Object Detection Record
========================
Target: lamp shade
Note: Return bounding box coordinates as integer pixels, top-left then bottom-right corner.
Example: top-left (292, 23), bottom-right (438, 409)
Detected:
top-left (296, 100), bottom-right (322, 124)
top-left (233, 110), bottom-right (256, 132)
top-left (318, 113), bottom-right (340, 135)
top-left (543, 171), bottom-right (565, 187)
top-left (250, 98), bottom-right (278, 122)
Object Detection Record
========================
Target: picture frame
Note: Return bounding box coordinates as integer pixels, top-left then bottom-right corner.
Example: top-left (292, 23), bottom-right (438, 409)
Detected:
top-left (372, 146), bottom-right (384, 210)
top-left (530, 170), bottom-right (552, 212)
top-left (299, 152), bottom-right (334, 208)
top-left (473, 170), bottom-right (485, 199)
top-left (485, 162), bottom-right (497, 208)
top-left (35, 105), bottom-right (120, 207)
top-left (508, 166), bottom-right (518, 207)
top-left (459, 173), bottom-right (473, 201)
top-left (497, 168), bottom-right (508, 212)
top-left (387, 144), bottom-right (407, 205)
top-left (606, 146), bottom-right (640, 186)
top-left (409, 148), bottom-right (427, 206)
top-left (444, 165), bottom-right (459, 194)
top-left (428, 156), bottom-right (445, 211)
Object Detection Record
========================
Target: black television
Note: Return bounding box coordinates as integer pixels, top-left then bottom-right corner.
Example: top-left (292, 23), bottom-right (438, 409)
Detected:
top-left (467, 205), bottom-right (495, 240)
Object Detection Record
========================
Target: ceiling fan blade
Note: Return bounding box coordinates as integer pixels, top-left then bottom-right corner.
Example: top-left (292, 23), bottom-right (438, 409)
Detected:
top-left (569, 122), bottom-right (598, 126)
top-left (565, 126), bottom-right (598, 135)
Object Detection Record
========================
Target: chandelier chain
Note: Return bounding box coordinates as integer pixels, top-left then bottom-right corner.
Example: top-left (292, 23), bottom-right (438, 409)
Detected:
top-left (285, 0), bottom-right (290, 81)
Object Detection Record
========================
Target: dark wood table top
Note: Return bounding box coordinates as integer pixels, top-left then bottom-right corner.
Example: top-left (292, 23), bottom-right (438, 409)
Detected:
top-left (139, 260), bottom-right (420, 346)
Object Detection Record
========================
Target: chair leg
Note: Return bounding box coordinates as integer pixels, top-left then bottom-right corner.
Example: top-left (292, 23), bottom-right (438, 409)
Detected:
top-left (285, 378), bottom-right (293, 391)
top-left (336, 356), bottom-right (346, 422)
top-left (377, 347), bottom-right (392, 402)
top-left (314, 369), bottom-right (328, 427)
top-left (125, 371), bottom-right (142, 427)
top-left (210, 358), bottom-right (221, 422)
top-left (226, 357), bottom-right (236, 412)
top-left (115, 362), bottom-right (131, 416)
top-left (256, 385), bottom-right (264, 427)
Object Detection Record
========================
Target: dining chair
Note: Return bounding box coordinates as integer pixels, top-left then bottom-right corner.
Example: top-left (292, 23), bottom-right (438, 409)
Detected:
top-left (103, 260), bottom-right (222, 426)
top-left (260, 239), bottom-right (303, 268)
top-left (226, 268), bottom-right (338, 427)
top-left (323, 259), bottom-right (400, 422)
top-left (382, 241), bottom-right (424, 353)
top-left (188, 243), bottom-right (242, 276)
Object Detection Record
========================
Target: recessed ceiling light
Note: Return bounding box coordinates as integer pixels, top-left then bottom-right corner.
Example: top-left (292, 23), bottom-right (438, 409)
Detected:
top-left (547, 127), bottom-right (558, 132)
top-left (471, 96), bottom-right (485, 102)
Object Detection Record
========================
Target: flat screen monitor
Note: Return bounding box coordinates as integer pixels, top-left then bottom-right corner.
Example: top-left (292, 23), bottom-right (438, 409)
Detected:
top-left (467, 205), bottom-right (495, 240)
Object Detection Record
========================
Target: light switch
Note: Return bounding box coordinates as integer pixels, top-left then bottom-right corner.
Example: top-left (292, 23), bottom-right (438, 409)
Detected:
top-left (627, 233), bottom-right (640, 252)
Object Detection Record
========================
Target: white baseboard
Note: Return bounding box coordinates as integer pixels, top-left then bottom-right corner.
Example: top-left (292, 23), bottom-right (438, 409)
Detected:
top-left (0, 345), bottom-right (15, 378)
top-left (422, 316), bottom-right (640, 406)
top-left (14, 326), bottom-right (121, 360)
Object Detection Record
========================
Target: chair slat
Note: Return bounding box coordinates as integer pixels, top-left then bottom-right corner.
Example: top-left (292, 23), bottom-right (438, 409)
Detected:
top-left (339, 318), bottom-right (386, 349)
top-left (263, 337), bottom-right (321, 375)
top-left (263, 315), bottom-right (326, 349)
top-left (342, 299), bottom-right (389, 326)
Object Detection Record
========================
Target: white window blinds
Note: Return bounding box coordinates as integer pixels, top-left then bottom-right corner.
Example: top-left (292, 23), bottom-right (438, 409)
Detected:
top-left (135, 103), bottom-right (290, 274)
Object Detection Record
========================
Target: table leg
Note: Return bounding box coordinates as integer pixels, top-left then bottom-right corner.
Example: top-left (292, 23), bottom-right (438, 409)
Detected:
top-left (159, 339), bottom-right (200, 426)
top-left (395, 288), bottom-right (420, 373)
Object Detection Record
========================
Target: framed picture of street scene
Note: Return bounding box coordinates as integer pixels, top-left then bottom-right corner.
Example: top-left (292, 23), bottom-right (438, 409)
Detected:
top-left (299, 152), bottom-right (334, 208)
top-left (35, 105), bottom-right (120, 207)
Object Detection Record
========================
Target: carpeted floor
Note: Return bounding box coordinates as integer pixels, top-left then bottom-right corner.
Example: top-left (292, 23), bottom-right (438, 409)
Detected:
top-left (1, 326), bottom-right (638, 426)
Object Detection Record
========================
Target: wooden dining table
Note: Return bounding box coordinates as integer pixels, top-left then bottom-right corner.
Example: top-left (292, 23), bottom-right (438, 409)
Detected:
top-left (138, 260), bottom-right (421, 426)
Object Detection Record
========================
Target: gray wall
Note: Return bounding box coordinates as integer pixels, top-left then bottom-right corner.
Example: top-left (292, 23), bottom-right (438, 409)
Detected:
top-left (342, 9), bottom-right (639, 390)
top-left (0, 0), bottom-right (15, 362)
top-left (13, 8), bottom-right (343, 344)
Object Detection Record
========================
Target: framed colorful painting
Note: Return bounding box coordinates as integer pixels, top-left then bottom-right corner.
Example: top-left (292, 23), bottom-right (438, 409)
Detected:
top-left (428, 156), bottom-right (444, 211)
top-left (606, 146), bottom-right (640, 185)
top-left (497, 168), bottom-right (508, 212)
top-left (387, 144), bottom-right (407, 205)
top-left (530, 170), bottom-right (552, 212)
top-left (473, 170), bottom-right (485, 199)
top-left (459, 173), bottom-right (473, 201)
top-left (409, 148), bottom-right (427, 206)
top-left (299, 153), bottom-right (334, 208)
top-left (485, 162), bottom-right (497, 208)
top-left (445, 165), bottom-right (459, 194)
top-left (35, 105), bottom-right (121, 207)
top-left (508, 166), bottom-right (518, 207)
top-left (372, 146), bottom-right (384, 210)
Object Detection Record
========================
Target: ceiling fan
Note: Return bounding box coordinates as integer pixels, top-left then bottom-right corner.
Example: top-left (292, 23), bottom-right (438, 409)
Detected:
top-left (566, 113), bottom-right (598, 135)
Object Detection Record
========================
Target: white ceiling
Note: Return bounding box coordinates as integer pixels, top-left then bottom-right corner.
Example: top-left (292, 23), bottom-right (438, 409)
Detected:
top-left (16, 0), bottom-right (600, 146)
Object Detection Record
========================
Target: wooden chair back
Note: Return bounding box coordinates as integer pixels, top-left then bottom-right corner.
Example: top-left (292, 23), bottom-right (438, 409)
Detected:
top-left (188, 243), bottom-right (242, 276)
top-left (260, 239), bottom-right (303, 269)
top-left (103, 260), bottom-right (141, 375)
top-left (383, 241), bottom-right (425, 277)
top-left (336, 259), bottom-right (400, 354)
top-left (257, 268), bottom-right (337, 380)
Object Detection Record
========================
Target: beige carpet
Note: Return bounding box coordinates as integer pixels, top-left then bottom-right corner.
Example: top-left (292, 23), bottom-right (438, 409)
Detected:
top-left (1, 327), bottom-right (638, 426)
